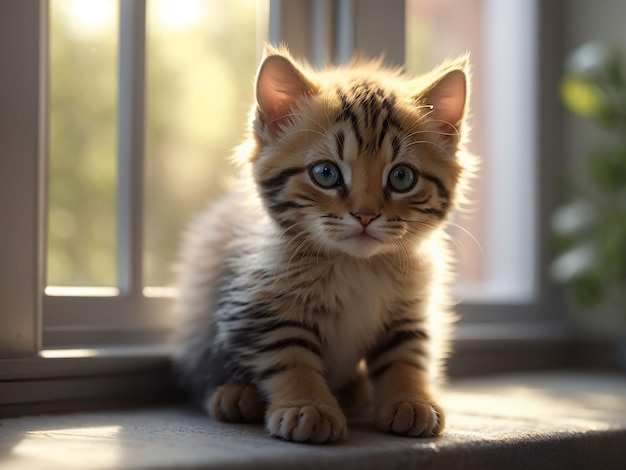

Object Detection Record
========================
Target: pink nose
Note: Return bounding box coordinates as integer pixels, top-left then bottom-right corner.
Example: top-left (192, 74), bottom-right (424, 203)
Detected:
top-left (351, 211), bottom-right (380, 227)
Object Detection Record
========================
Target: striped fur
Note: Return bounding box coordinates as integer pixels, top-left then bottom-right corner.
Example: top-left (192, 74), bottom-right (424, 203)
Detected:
top-left (174, 46), bottom-right (476, 443)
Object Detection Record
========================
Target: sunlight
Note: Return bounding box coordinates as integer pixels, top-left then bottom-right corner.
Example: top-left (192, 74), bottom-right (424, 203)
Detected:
top-left (64, 0), bottom-right (116, 39)
top-left (40, 349), bottom-right (100, 359)
top-left (44, 286), bottom-right (120, 297)
top-left (142, 286), bottom-right (178, 298)
top-left (153, 0), bottom-right (207, 30)
top-left (12, 425), bottom-right (122, 469)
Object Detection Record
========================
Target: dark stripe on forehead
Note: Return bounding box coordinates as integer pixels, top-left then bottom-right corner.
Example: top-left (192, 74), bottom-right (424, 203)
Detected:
top-left (380, 93), bottom-right (396, 112)
top-left (362, 92), bottom-right (374, 128)
top-left (337, 82), bottom-right (403, 154)
top-left (352, 82), bottom-right (378, 129)
top-left (377, 95), bottom-right (402, 150)
top-left (391, 135), bottom-right (402, 161)
top-left (336, 131), bottom-right (345, 160)
top-left (337, 91), bottom-right (364, 150)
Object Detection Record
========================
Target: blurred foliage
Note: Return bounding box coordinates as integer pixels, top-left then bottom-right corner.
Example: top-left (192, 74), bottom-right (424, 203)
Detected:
top-left (48, 0), bottom-right (119, 286)
top-left (143, 0), bottom-right (257, 286)
top-left (552, 44), bottom-right (626, 313)
top-left (48, 0), bottom-right (257, 287)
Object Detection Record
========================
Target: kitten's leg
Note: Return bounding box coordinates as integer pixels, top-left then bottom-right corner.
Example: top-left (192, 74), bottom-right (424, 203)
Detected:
top-left (367, 326), bottom-right (445, 437)
top-left (262, 365), bottom-right (347, 443)
top-left (371, 361), bottom-right (444, 437)
top-left (207, 382), bottom-right (265, 423)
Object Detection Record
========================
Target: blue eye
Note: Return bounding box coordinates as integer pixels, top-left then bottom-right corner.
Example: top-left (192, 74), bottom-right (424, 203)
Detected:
top-left (310, 162), bottom-right (342, 188)
top-left (388, 165), bottom-right (417, 192)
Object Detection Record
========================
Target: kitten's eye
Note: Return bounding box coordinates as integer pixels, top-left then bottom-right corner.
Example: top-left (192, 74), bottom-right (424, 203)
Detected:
top-left (310, 162), bottom-right (342, 188)
top-left (388, 165), bottom-right (417, 192)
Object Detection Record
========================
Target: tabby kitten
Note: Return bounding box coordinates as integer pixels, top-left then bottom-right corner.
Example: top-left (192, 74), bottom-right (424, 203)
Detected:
top-left (174, 46), bottom-right (474, 444)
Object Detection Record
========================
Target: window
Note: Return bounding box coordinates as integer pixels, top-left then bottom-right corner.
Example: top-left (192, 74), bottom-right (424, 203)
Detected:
top-left (143, 0), bottom-right (260, 289)
top-left (406, 0), bottom-right (537, 304)
top-left (47, 0), bottom-right (119, 290)
top-left (1, 0), bottom-right (569, 407)
top-left (40, 0), bottom-right (263, 349)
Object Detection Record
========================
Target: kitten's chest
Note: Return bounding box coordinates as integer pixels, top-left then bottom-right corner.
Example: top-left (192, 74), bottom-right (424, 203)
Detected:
top-left (309, 260), bottom-right (397, 390)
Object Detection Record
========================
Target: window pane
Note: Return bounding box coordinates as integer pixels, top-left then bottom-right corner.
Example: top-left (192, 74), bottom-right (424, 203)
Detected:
top-left (406, 0), bottom-right (536, 302)
top-left (406, 0), bottom-right (487, 296)
top-left (144, 0), bottom-right (260, 288)
top-left (48, 0), bottom-right (118, 287)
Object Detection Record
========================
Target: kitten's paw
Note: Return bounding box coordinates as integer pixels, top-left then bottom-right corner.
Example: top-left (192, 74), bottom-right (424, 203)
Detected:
top-left (376, 398), bottom-right (445, 437)
top-left (266, 403), bottom-right (347, 443)
top-left (207, 382), bottom-right (265, 423)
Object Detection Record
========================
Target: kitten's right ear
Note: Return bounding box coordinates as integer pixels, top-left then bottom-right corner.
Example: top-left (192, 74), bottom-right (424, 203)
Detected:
top-left (255, 53), bottom-right (316, 139)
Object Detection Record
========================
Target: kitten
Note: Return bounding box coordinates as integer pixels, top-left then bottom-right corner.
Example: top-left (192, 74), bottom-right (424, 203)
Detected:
top-left (174, 46), bottom-right (474, 444)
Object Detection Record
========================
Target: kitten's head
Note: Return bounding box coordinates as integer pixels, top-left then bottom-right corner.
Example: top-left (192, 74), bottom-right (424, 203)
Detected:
top-left (248, 46), bottom-right (474, 259)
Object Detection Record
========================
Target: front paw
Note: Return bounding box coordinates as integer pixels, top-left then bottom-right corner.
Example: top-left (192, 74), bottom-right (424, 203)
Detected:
top-left (266, 402), bottom-right (347, 443)
top-left (376, 399), bottom-right (444, 437)
top-left (207, 382), bottom-right (265, 423)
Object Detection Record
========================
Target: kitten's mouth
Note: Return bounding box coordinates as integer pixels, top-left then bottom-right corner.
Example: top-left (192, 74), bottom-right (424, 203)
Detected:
top-left (344, 231), bottom-right (382, 243)
top-left (332, 230), bottom-right (389, 258)
top-left (356, 233), bottom-right (379, 242)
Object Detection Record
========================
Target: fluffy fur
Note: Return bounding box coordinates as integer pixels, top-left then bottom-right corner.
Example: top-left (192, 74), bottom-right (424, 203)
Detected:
top-left (174, 46), bottom-right (475, 444)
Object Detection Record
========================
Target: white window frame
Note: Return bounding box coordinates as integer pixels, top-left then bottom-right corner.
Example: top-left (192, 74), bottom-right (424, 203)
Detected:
top-left (0, 0), bottom-right (573, 411)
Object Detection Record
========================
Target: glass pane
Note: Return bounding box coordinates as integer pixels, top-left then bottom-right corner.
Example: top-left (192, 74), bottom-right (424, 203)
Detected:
top-left (48, 0), bottom-right (118, 287)
top-left (144, 0), bottom-right (260, 288)
top-left (406, 0), bottom-right (487, 296)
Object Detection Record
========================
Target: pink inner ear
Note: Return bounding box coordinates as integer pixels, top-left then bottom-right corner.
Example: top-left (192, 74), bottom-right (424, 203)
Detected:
top-left (425, 69), bottom-right (467, 128)
top-left (256, 56), bottom-right (311, 135)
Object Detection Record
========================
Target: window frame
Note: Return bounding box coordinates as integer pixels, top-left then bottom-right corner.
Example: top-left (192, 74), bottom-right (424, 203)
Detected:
top-left (0, 0), bottom-right (46, 360)
top-left (0, 0), bottom-right (577, 413)
top-left (456, 0), bottom-right (569, 331)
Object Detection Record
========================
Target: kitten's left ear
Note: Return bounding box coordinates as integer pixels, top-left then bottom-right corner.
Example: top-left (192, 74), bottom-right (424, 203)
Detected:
top-left (255, 51), bottom-right (317, 139)
top-left (420, 57), bottom-right (469, 145)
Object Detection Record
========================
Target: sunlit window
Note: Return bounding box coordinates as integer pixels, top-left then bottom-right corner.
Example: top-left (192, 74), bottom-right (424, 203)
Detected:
top-left (47, 0), bottom-right (534, 305)
top-left (406, 0), bottom-right (536, 303)
top-left (47, 0), bottom-right (261, 292)
top-left (48, 0), bottom-right (119, 287)
top-left (144, 0), bottom-right (259, 288)
top-left (406, 0), bottom-right (486, 297)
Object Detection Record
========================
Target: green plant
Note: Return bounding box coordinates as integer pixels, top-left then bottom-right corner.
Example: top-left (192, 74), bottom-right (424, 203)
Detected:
top-left (552, 43), bottom-right (626, 314)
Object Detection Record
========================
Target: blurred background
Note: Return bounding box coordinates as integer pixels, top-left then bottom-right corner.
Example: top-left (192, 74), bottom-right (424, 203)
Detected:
top-left (48, 0), bottom-right (257, 288)
top-left (46, 0), bottom-right (626, 344)
top-left (47, 0), bottom-right (487, 291)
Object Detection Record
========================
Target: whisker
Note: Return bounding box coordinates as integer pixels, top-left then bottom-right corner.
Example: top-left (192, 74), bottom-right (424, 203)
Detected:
top-left (281, 128), bottom-right (326, 139)
top-left (446, 221), bottom-right (484, 256)
top-left (280, 112), bottom-right (327, 131)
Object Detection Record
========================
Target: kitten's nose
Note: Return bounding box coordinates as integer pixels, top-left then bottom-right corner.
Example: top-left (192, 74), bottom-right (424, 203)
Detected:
top-left (351, 211), bottom-right (380, 227)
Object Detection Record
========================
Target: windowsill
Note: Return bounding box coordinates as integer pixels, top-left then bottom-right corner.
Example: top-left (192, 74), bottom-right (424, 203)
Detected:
top-left (0, 347), bottom-right (177, 417)
top-left (2, 325), bottom-right (623, 418)
top-left (1, 371), bottom-right (625, 469)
